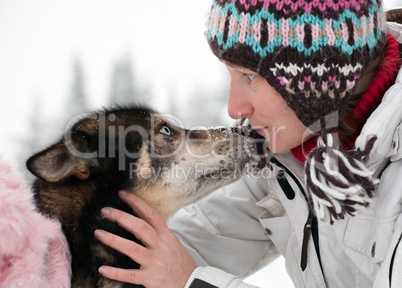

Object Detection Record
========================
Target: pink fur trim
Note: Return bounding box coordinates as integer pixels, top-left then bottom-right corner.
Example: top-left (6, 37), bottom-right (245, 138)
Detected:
top-left (0, 159), bottom-right (71, 287)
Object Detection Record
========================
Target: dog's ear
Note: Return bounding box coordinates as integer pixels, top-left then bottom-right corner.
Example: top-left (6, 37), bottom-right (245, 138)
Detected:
top-left (27, 142), bottom-right (91, 183)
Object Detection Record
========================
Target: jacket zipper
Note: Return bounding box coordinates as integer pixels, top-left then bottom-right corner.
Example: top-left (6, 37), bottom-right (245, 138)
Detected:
top-left (301, 212), bottom-right (313, 271)
top-left (271, 157), bottom-right (322, 272)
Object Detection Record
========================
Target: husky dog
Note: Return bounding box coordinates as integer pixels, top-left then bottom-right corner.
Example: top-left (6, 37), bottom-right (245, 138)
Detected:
top-left (27, 105), bottom-right (259, 288)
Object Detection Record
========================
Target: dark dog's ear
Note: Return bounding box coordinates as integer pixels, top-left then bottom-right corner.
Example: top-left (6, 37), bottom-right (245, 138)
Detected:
top-left (27, 142), bottom-right (92, 183)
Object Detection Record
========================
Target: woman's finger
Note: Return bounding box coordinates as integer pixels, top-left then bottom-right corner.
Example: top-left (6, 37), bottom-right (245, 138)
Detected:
top-left (94, 229), bottom-right (151, 265)
top-left (100, 206), bottom-right (159, 247)
top-left (118, 191), bottom-right (171, 236)
top-left (98, 265), bottom-right (148, 286)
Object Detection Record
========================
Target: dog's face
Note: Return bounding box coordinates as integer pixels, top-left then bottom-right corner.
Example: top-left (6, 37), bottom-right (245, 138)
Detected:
top-left (27, 105), bottom-right (258, 220)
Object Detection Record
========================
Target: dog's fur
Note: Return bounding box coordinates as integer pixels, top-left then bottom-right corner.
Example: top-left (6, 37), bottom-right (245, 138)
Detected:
top-left (26, 105), bottom-right (257, 288)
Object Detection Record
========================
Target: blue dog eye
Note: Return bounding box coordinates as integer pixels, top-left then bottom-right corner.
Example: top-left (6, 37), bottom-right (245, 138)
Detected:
top-left (160, 125), bottom-right (171, 136)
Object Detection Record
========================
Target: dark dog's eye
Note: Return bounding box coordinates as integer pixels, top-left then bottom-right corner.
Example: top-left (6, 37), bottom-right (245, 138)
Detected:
top-left (159, 125), bottom-right (171, 136)
top-left (71, 130), bottom-right (92, 149)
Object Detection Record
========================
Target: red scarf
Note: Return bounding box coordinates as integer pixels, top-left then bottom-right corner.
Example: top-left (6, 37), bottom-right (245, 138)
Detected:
top-left (291, 34), bottom-right (402, 162)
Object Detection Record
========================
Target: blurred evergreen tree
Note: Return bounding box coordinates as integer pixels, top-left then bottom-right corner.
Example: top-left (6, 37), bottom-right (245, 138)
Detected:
top-left (181, 82), bottom-right (230, 128)
top-left (108, 55), bottom-right (135, 105)
top-left (108, 54), bottom-right (152, 106)
top-left (17, 95), bottom-right (46, 181)
top-left (68, 56), bottom-right (88, 115)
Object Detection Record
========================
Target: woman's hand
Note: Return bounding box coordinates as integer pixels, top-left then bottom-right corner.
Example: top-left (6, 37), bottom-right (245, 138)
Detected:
top-left (94, 190), bottom-right (198, 288)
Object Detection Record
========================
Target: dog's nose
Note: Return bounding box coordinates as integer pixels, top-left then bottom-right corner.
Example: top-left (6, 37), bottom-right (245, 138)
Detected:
top-left (230, 126), bottom-right (252, 136)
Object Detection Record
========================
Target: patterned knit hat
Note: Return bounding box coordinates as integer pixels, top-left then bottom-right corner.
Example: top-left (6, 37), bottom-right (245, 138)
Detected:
top-left (207, 0), bottom-right (388, 223)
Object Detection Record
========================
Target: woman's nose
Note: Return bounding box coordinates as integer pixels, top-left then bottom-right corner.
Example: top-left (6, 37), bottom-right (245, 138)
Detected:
top-left (227, 82), bottom-right (253, 120)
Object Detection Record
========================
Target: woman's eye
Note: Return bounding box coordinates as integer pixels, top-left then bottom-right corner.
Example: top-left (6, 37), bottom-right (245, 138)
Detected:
top-left (159, 125), bottom-right (171, 136)
top-left (243, 73), bottom-right (256, 83)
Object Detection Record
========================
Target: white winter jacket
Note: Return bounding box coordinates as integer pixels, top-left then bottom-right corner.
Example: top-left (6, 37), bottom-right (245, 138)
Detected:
top-left (168, 23), bottom-right (402, 288)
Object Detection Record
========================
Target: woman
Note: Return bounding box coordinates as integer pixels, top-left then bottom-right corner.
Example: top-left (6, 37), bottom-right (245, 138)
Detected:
top-left (94, 1), bottom-right (402, 287)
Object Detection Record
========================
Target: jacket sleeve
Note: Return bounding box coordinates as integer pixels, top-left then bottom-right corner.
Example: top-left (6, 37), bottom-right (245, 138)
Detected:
top-left (373, 213), bottom-right (402, 287)
top-left (168, 174), bottom-right (281, 287)
top-left (184, 267), bottom-right (259, 288)
top-left (372, 158), bottom-right (402, 287)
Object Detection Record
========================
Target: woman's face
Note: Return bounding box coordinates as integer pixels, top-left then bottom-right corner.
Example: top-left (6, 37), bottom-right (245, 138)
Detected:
top-left (225, 63), bottom-right (312, 153)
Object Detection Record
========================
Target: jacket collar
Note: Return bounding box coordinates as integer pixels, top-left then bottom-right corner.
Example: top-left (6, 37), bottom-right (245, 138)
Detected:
top-left (356, 66), bottom-right (402, 169)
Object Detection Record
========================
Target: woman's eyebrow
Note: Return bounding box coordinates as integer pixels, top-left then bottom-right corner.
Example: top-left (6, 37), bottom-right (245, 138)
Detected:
top-left (222, 60), bottom-right (259, 75)
top-left (223, 61), bottom-right (256, 73)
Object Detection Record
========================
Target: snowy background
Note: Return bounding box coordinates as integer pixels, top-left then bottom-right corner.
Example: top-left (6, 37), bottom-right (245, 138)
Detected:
top-left (0, 0), bottom-right (400, 287)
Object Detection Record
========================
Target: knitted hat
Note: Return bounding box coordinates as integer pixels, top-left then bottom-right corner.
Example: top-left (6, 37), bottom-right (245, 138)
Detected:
top-left (207, 0), bottom-right (388, 223)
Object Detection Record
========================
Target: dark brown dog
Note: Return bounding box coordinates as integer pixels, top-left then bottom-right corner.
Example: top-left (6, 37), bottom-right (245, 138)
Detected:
top-left (27, 105), bottom-right (259, 287)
